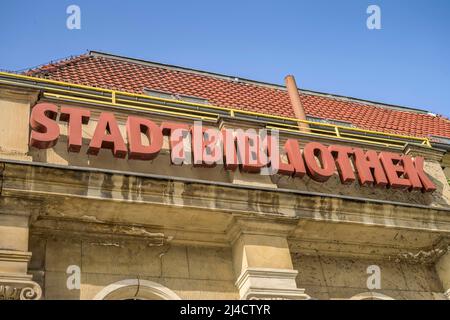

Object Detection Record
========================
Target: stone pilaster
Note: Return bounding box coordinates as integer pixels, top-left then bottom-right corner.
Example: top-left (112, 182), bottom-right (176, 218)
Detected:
top-left (0, 88), bottom-right (38, 161)
top-left (229, 216), bottom-right (309, 300)
top-left (0, 87), bottom-right (42, 299)
top-left (435, 246), bottom-right (450, 300)
top-left (0, 213), bottom-right (42, 300)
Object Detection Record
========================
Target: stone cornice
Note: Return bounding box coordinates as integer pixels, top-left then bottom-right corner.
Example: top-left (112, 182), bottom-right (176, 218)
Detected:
top-left (2, 160), bottom-right (450, 229)
top-left (0, 250), bottom-right (32, 263)
top-left (226, 215), bottom-right (298, 244)
top-left (2, 159), bottom-right (450, 260)
top-left (0, 85), bottom-right (39, 104)
top-left (403, 143), bottom-right (445, 162)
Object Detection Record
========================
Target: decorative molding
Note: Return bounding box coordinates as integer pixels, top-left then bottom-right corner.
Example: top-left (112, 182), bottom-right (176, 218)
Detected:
top-left (292, 238), bottom-right (450, 265)
top-left (395, 240), bottom-right (450, 265)
top-left (444, 289), bottom-right (450, 300)
top-left (0, 250), bottom-right (32, 263)
top-left (227, 216), bottom-right (297, 244)
top-left (0, 279), bottom-right (42, 300)
top-left (349, 292), bottom-right (394, 300)
top-left (93, 279), bottom-right (181, 300)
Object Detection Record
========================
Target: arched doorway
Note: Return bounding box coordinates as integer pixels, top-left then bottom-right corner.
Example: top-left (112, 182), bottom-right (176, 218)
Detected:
top-left (349, 292), bottom-right (394, 300)
top-left (93, 279), bottom-right (181, 300)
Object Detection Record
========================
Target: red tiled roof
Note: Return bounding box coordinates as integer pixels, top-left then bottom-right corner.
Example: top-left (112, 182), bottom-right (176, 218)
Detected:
top-left (24, 52), bottom-right (450, 139)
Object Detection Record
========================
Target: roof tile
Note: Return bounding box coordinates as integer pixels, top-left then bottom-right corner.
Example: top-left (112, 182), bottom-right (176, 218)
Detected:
top-left (24, 53), bottom-right (450, 139)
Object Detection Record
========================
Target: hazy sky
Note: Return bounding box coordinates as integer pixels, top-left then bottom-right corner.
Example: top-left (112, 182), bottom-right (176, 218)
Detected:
top-left (1, 0), bottom-right (449, 116)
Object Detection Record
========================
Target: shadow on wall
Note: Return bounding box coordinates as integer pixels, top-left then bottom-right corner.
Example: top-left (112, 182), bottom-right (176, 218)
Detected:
top-left (272, 171), bottom-right (441, 207)
top-left (28, 135), bottom-right (446, 208)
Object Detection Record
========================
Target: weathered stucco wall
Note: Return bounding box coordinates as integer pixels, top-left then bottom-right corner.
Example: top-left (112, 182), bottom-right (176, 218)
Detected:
top-left (29, 235), bottom-right (238, 300)
top-left (27, 236), bottom-right (448, 300)
top-left (292, 253), bottom-right (446, 300)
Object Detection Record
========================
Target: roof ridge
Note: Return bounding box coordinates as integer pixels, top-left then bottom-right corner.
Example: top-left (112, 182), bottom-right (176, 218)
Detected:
top-left (24, 53), bottom-right (90, 77)
top-left (89, 50), bottom-right (288, 90)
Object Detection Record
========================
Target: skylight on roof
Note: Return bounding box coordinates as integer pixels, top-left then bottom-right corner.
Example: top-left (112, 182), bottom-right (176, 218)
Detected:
top-left (306, 116), bottom-right (328, 124)
top-left (306, 116), bottom-right (354, 128)
top-left (143, 88), bottom-right (174, 100)
top-left (430, 135), bottom-right (450, 145)
top-left (144, 88), bottom-right (209, 105)
top-left (175, 94), bottom-right (209, 105)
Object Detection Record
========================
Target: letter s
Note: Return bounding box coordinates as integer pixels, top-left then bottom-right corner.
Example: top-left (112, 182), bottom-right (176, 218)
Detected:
top-left (29, 103), bottom-right (60, 149)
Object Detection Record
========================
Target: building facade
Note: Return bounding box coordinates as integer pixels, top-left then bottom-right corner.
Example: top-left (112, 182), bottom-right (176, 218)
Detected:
top-left (1, 51), bottom-right (450, 300)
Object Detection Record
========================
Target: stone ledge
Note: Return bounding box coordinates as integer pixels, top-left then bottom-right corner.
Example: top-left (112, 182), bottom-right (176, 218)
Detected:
top-left (0, 250), bottom-right (32, 263)
top-left (235, 267), bottom-right (310, 300)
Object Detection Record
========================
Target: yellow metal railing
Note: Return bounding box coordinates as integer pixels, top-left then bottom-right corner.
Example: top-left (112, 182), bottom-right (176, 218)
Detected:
top-left (0, 71), bottom-right (431, 149)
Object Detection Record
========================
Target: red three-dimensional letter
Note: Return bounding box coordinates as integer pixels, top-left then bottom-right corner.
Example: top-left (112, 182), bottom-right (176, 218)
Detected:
top-left (353, 148), bottom-right (388, 187)
top-left (402, 155), bottom-right (436, 192)
top-left (126, 116), bottom-right (163, 160)
top-left (267, 137), bottom-right (294, 176)
top-left (303, 142), bottom-right (336, 182)
top-left (329, 145), bottom-right (356, 184)
top-left (379, 152), bottom-right (411, 189)
top-left (29, 103), bottom-right (60, 149)
top-left (271, 139), bottom-right (307, 177)
top-left (235, 130), bottom-right (265, 173)
top-left (222, 129), bottom-right (238, 171)
top-left (60, 107), bottom-right (90, 152)
top-left (284, 139), bottom-right (307, 178)
top-left (87, 112), bottom-right (127, 158)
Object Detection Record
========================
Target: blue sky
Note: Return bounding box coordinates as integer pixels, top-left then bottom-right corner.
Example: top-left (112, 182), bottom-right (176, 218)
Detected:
top-left (1, 0), bottom-right (449, 116)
